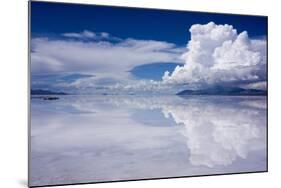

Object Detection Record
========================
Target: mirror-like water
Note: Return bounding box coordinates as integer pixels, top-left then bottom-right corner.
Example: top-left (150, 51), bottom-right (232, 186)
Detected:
top-left (30, 95), bottom-right (267, 186)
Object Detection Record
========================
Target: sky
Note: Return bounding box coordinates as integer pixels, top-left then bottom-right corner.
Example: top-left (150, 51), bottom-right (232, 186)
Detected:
top-left (30, 1), bottom-right (268, 94)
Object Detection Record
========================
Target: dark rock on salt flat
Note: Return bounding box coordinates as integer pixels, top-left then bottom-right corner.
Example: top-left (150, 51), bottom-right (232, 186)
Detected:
top-left (43, 97), bottom-right (59, 100)
top-left (31, 89), bottom-right (67, 95)
top-left (31, 96), bottom-right (60, 100)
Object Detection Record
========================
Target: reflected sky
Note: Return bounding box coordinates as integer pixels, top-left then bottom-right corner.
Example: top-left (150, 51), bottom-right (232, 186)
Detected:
top-left (30, 95), bottom-right (267, 186)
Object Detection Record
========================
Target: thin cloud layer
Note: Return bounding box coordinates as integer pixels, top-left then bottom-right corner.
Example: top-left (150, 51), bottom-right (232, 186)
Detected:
top-left (62, 30), bottom-right (97, 38)
top-left (162, 22), bottom-right (267, 88)
top-left (31, 34), bottom-right (184, 75)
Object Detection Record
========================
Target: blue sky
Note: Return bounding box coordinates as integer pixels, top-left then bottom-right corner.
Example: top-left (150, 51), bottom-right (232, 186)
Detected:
top-left (31, 1), bottom-right (267, 94)
top-left (31, 2), bottom-right (267, 45)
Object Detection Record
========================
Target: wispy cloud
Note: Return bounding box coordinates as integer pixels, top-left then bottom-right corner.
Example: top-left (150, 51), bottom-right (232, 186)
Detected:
top-left (32, 37), bottom-right (184, 74)
top-left (62, 30), bottom-right (96, 38)
top-left (100, 32), bottom-right (110, 38)
top-left (31, 30), bottom-right (186, 93)
top-left (62, 30), bottom-right (118, 41)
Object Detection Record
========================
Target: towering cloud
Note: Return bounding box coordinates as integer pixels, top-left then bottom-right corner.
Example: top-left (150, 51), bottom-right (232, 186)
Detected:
top-left (162, 22), bottom-right (267, 88)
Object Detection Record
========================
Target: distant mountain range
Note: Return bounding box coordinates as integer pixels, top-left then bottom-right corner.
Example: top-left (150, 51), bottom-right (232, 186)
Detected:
top-left (31, 89), bottom-right (68, 95)
top-left (31, 87), bottom-right (267, 96)
top-left (176, 86), bottom-right (267, 96)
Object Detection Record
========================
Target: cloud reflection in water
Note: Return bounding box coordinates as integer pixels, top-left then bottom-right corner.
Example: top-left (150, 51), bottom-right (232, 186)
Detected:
top-left (30, 95), bottom-right (266, 186)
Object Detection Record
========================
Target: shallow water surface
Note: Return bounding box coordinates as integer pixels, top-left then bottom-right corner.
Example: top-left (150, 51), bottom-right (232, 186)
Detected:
top-left (30, 95), bottom-right (267, 186)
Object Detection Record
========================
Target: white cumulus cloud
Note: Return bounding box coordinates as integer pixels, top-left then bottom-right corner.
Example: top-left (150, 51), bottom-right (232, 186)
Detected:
top-left (162, 22), bottom-right (267, 88)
